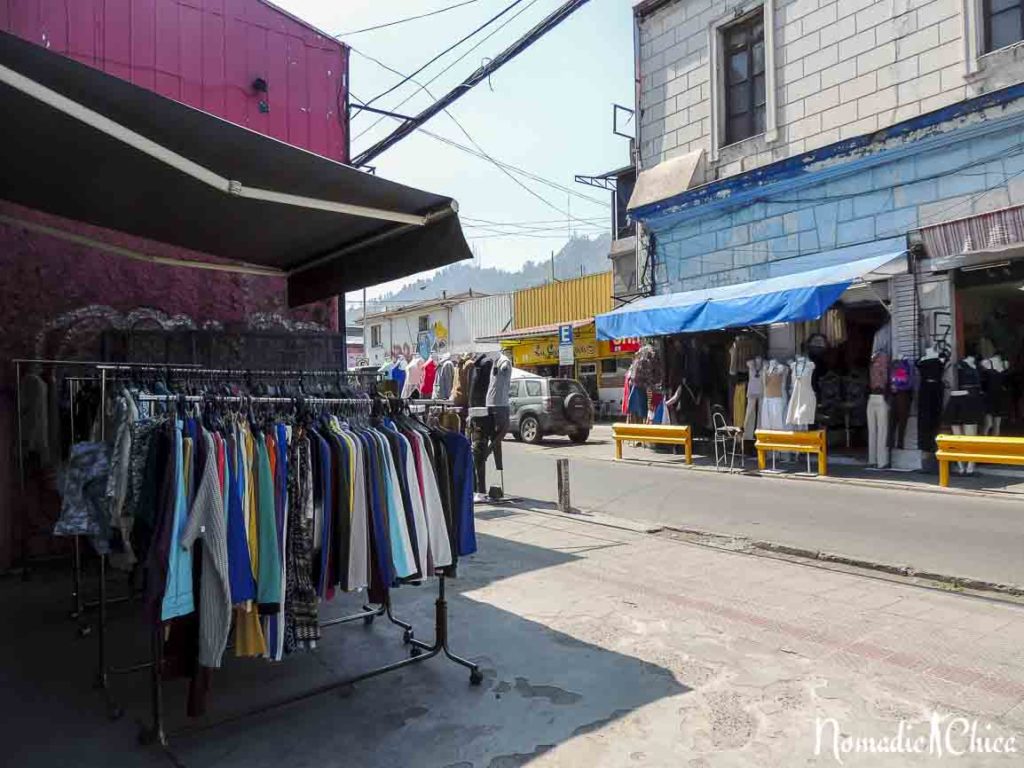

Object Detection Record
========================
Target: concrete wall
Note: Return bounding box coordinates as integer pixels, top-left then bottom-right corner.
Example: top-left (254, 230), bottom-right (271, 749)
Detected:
top-left (650, 105), bottom-right (1024, 294)
top-left (637, 0), bottom-right (1024, 178)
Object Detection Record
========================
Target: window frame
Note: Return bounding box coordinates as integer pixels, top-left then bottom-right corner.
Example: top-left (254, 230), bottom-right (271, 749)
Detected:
top-left (983, 0), bottom-right (1024, 54)
top-left (417, 314), bottom-right (430, 333)
top-left (525, 380), bottom-right (542, 397)
top-left (708, 1), bottom-right (777, 162)
top-left (723, 11), bottom-right (767, 146)
top-left (370, 324), bottom-right (383, 348)
top-left (508, 381), bottom-right (520, 399)
top-left (964, 0), bottom-right (1024, 73)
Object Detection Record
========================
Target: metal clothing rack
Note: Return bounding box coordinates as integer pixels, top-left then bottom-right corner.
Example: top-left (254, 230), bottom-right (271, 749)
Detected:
top-left (89, 389), bottom-right (480, 747)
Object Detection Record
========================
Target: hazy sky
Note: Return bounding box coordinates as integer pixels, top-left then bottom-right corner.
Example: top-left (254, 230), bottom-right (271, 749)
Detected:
top-left (275, 0), bottom-right (635, 306)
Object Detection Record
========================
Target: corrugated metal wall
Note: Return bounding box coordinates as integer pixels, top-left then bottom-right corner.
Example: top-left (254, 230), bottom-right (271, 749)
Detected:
top-left (514, 272), bottom-right (613, 328)
top-left (0, 0), bottom-right (348, 161)
top-left (450, 294), bottom-right (513, 350)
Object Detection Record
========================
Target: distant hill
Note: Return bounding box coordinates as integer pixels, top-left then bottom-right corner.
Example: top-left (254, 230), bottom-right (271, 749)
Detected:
top-left (361, 234), bottom-right (612, 314)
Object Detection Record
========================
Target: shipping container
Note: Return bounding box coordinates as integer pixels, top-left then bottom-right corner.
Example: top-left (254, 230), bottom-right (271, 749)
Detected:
top-left (514, 272), bottom-right (613, 329)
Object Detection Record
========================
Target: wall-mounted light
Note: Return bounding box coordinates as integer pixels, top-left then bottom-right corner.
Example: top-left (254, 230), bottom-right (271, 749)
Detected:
top-left (252, 77), bottom-right (268, 93)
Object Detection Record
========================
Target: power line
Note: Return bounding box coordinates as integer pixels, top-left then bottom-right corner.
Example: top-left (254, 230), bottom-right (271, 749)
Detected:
top-left (354, 0), bottom-right (594, 165)
top-left (351, 0), bottom-right (543, 142)
top-left (360, 0), bottom-right (529, 109)
top-left (353, 86), bottom-right (606, 209)
top-left (338, 0), bottom-right (484, 36)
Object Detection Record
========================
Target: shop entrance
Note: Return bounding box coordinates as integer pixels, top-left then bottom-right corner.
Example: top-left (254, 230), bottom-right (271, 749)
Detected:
top-left (955, 260), bottom-right (1024, 435)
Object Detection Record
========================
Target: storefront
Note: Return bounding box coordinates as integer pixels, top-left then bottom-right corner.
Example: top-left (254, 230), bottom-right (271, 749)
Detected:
top-left (490, 322), bottom-right (638, 407)
top-left (919, 205), bottom-right (1024, 441)
top-left (596, 248), bottom-right (909, 463)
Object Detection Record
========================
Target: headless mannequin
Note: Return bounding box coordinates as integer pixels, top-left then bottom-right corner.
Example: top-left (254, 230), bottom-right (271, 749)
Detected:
top-left (982, 354), bottom-right (1008, 436)
top-left (950, 356), bottom-right (979, 474)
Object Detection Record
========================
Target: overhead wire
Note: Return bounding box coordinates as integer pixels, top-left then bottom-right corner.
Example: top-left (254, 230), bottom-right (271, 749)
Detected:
top-left (338, 0), bottom-right (484, 36)
top-left (351, 0), bottom-right (544, 142)
top-left (358, 0), bottom-right (530, 109)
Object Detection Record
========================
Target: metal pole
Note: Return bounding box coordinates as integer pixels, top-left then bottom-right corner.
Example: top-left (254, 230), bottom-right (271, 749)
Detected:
top-left (556, 458), bottom-right (571, 513)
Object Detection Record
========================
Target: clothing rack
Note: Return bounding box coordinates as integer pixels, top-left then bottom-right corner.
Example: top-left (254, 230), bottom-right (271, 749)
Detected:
top-left (88, 388), bottom-right (481, 748)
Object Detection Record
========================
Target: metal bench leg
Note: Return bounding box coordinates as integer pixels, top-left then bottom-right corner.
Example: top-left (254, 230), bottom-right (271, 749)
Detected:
top-left (939, 459), bottom-right (950, 488)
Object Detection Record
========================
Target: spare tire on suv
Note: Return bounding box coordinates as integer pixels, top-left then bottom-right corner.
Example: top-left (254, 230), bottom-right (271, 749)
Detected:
top-left (564, 391), bottom-right (589, 425)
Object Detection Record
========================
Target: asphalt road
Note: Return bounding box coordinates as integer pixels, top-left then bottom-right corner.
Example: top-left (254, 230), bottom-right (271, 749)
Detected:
top-left (490, 428), bottom-right (1024, 587)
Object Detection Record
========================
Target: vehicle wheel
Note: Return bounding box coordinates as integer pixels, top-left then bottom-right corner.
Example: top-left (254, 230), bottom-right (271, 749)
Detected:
top-left (569, 430), bottom-right (590, 444)
top-left (520, 415), bottom-right (542, 444)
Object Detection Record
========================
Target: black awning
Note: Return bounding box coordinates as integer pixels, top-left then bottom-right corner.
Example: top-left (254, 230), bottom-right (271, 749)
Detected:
top-left (0, 31), bottom-right (472, 306)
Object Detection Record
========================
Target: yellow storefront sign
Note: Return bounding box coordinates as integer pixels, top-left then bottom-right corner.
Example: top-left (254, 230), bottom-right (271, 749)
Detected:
top-left (506, 325), bottom-right (617, 367)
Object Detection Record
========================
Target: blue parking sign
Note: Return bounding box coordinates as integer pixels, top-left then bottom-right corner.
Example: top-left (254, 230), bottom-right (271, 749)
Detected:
top-left (558, 324), bottom-right (574, 345)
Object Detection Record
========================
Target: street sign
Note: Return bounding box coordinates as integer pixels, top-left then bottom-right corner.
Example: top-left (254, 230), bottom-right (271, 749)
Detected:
top-left (558, 324), bottom-right (574, 366)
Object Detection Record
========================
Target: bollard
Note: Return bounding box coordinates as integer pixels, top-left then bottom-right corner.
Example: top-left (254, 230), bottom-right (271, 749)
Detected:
top-left (556, 458), bottom-right (572, 513)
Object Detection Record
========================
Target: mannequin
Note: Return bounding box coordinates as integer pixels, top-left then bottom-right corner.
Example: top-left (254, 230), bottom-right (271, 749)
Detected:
top-left (470, 351), bottom-right (512, 501)
top-left (981, 354), bottom-right (1010, 436)
top-left (867, 350), bottom-right (890, 468)
top-left (743, 356), bottom-right (765, 440)
top-left (759, 359), bottom-right (788, 431)
top-left (401, 355), bottom-right (424, 399)
top-left (433, 354), bottom-right (457, 400)
top-left (943, 354), bottom-right (984, 475)
top-left (916, 347), bottom-right (946, 454)
top-left (785, 354), bottom-right (816, 429)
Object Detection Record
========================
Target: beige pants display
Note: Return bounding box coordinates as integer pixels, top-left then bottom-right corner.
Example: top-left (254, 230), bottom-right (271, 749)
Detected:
top-left (867, 394), bottom-right (889, 468)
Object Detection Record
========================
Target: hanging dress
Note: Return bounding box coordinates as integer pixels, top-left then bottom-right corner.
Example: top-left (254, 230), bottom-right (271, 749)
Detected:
top-left (785, 358), bottom-right (817, 427)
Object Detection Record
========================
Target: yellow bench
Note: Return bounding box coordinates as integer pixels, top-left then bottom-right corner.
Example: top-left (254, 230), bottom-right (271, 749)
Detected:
top-left (755, 429), bottom-right (828, 476)
top-left (612, 423), bottom-right (692, 464)
top-left (935, 434), bottom-right (1024, 487)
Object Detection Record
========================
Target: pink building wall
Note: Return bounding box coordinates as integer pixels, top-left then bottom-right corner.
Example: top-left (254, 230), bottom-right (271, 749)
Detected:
top-left (0, 0), bottom-right (349, 161)
top-left (0, 0), bottom-right (351, 570)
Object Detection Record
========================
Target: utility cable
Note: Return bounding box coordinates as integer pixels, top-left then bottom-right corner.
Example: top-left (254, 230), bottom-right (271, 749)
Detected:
top-left (351, 0), bottom-right (543, 142)
top-left (360, 0), bottom-right (529, 108)
top-left (338, 0), bottom-right (483, 36)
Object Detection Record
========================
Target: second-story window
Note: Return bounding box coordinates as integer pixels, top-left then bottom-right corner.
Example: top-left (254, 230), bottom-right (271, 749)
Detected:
top-left (985, 0), bottom-right (1024, 53)
top-left (723, 9), bottom-right (766, 146)
top-left (418, 314), bottom-right (430, 332)
top-left (370, 324), bottom-right (382, 348)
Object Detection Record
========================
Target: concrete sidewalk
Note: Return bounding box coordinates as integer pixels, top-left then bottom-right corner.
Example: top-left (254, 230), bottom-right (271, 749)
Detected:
top-left (4, 506), bottom-right (1023, 766)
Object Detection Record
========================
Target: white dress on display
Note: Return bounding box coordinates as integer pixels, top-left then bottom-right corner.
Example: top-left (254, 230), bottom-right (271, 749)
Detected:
top-left (785, 357), bottom-right (816, 427)
top-left (759, 360), bottom-right (789, 431)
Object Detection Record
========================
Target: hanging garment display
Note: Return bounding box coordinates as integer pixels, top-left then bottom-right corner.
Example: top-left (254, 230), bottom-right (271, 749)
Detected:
top-left (759, 360), bottom-right (788, 432)
top-left (866, 395), bottom-right (890, 468)
top-left (743, 358), bottom-right (764, 439)
top-left (421, 358), bottom-right (438, 399)
top-left (402, 358), bottom-right (425, 399)
top-left (942, 360), bottom-right (985, 426)
top-left (916, 356), bottom-right (945, 452)
top-left (785, 358), bottom-right (816, 427)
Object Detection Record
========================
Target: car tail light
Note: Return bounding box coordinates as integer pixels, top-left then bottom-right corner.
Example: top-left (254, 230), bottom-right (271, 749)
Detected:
top-left (545, 396), bottom-right (560, 411)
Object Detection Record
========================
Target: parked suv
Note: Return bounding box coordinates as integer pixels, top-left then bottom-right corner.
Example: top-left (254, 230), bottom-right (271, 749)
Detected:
top-left (509, 376), bottom-right (593, 444)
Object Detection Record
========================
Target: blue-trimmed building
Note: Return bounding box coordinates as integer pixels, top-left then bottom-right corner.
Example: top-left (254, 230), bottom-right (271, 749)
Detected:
top-left (598, 0), bottom-right (1024, 467)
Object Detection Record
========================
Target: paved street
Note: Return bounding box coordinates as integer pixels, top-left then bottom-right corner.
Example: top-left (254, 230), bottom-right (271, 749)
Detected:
top-left (493, 426), bottom-right (1024, 588)
top-left (6, 504), bottom-right (1024, 766)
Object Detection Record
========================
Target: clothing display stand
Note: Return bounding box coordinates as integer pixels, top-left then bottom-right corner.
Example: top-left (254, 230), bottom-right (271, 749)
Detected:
top-left (81, 387), bottom-right (480, 748)
top-left (77, 364), bottom-right (387, 626)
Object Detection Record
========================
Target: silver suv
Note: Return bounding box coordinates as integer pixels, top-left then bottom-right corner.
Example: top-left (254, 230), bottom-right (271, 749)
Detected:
top-left (508, 376), bottom-right (593, 444)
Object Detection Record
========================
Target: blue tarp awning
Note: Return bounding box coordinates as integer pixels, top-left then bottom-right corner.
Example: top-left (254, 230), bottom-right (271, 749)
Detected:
top-left (596, 250), bottom-right (906, 340)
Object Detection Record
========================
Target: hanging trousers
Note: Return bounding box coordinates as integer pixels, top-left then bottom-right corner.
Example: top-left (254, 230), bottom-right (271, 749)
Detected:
top-left (866, 394), bottom-right (890, 468)
top-left (890, 390), bottom-right (911, 450)
top-left (743, 395), bottom-right (761, 441)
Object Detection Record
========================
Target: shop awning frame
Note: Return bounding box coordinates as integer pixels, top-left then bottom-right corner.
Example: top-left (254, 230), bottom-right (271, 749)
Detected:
top-left (595, 251), bottom-right (907, 340)
top-left (0, 31), bottom-right (473, 306)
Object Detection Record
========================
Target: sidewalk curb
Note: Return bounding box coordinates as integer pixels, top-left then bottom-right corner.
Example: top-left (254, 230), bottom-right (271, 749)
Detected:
top-left (661, 524), bottom-right (1024, 599)
top-left (481, 501), bottom-right (663, 535)
top-left (605, 454), bottom-right (1024, 500)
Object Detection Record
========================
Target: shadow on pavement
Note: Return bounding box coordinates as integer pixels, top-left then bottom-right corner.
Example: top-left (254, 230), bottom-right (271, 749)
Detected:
top-left (1, 532), bottom-right (688, 768)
